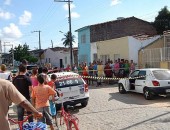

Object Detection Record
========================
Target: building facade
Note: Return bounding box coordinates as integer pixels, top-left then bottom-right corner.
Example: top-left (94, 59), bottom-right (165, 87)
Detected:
top-left (76, 16), bottom-right (157, 64)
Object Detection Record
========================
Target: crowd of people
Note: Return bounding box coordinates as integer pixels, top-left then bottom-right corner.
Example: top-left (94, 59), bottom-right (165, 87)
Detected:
top-left (0, 58), bottom-right (136, 130)
top-left (0, 59), bottom-right (58, 130)
top-left (65, 58), bottom-right (136, 86)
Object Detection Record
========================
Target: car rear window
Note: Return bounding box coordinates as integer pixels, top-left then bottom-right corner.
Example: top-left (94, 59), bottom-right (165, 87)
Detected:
top-left (152, 70), bottom-right (170, 80)
top-left (55, 77), bottom-right (84, 88)
top-left (27, 65), bottom-right (37, 70)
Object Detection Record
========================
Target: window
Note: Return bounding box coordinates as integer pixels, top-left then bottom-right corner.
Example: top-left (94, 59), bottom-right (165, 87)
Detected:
top-left (100, 55), bottom-right (109, 63)
top-left (138, 71), bottom-right (146, 80)
top-left (81, 34), bottom-right (86, 43)
top-left (49, 58), bottom-right (50, 63)
top-left (80, 54), bottom-right (88, 63)
top-left (65, 57), bottom-right (67, 64)
top-left (153, 70), bottom-right (170, 80)
top-left (130, 70), bottom-right (140, 78)
top-left (93, 53), bottom-right (97, 61)
top-left (114, 54), bottom-right (120, 61)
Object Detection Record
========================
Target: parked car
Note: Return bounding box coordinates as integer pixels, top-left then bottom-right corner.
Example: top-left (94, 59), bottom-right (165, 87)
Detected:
top-left (118, 68), bottom-right (170, 100)
top-left (26, 65), bottom-right (37, 75)
top-left (48, 72), bottom-right (89, 109)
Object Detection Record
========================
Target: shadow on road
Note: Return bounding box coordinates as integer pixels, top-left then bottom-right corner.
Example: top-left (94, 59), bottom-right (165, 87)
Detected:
top-left (120, 111), bottom-right (170, 130)
top-left (108, 91), bottom-right (170, 105)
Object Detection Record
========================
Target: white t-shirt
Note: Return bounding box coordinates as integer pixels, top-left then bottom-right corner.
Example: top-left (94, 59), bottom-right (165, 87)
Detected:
top-left (0, 72), bottom-right (11, 81)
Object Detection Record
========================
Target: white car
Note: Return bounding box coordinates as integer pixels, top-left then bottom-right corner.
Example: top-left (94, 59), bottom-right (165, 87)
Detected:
top-left (48, 72), bottom-right (89, 109)
top-left (118, 68), bottom-right (170, 100)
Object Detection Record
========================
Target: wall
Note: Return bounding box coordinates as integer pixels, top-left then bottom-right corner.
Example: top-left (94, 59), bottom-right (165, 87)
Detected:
top-left (96, 37), bottom-right (129, 62)
top-left (90, 17), bottom-right (157, 43)
top-left (128, 35), bottom-right (160, 64)
top-left (138, 37), bottom-right (163, 68)
top-left (41, 49), bottom-right (70, 68)
top-left (78, 27), bottom-right (91, 63)
top-left (91, 42), bottom-right (97, 62)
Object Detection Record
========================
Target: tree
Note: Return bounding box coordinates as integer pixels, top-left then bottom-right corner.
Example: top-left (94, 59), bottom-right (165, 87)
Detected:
top-left (9, 43), bottom-right (37, 63)
top-left (153, 6), bottom-right (170, 34)
top-left (61, 31), bottom-right (75, 48)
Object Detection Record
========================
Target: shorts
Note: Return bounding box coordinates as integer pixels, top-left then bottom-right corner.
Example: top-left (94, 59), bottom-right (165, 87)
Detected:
top-left (37, 106), bottom-right (53, 125)
top-left (49, 100), bottom-right (56, 116)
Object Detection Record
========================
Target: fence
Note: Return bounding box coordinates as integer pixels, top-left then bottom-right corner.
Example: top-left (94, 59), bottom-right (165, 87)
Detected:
top-left (141, 47), bottom-right (170, 68)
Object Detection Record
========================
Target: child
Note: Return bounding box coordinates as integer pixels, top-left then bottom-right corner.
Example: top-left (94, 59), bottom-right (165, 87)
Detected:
top-left (48, 74), bottom-right (57, 126)
top-left (32, 74), bottom-right (56, 130)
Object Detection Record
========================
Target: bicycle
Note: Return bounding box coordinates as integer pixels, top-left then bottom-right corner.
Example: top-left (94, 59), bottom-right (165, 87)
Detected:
top-left (57, 92), bottom-right (79, 130)
top-left (9, 114), bottom-right (47, 130)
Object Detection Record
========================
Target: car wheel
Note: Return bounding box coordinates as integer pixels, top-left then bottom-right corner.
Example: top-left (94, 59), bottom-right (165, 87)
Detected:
top-left (119, 84), bottom-right (127, 94)
top-left (81, 101), bottom-right (88, 107)
top-left (143, 88), bottom-right (153, 100)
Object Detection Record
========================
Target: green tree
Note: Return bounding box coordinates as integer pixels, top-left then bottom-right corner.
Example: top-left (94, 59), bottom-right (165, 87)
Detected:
top-left (9, 43), bottom-right (37, 63)
top-left (153, 6), bottom-right (170, 34)
top-left (61, 31), bottom-right (75, 48)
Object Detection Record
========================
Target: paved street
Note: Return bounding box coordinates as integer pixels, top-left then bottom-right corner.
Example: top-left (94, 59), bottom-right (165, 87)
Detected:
top-left (75, 84), bottom-right (170, 130)
top-left (9, 83), bottom-right (170, 130)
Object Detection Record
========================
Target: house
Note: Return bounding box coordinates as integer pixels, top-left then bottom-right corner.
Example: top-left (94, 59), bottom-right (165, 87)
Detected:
top-left (76, 16), bottom-right (157, 64)
top-left (41, 47), bottom-right (78, 68)
top-left (29, 49), bottom-right (44, 65)
top-left (138, 31), bottom-right (170, 69)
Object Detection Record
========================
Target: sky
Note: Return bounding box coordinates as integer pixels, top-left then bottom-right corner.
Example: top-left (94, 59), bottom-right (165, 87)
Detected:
top-left (0, 0), bottom-right (170, 52)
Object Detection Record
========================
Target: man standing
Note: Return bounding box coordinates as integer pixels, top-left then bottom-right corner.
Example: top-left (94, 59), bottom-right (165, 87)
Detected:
top-left (0, 79), bottom-right (42, 130)
top-left (13, 64), bottom-right (33, 122)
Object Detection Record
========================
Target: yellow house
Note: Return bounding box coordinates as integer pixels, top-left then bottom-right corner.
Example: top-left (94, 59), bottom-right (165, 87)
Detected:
top-left (92, 36), bottom-right (160, 65)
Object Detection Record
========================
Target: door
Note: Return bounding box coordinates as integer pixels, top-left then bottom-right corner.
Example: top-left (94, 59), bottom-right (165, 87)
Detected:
top-left (135, 70), bottom-right (146, 93)
top-left (60, 59), bottom-right (63, 68)
top-left (129, 70), bottom-right (140, 90)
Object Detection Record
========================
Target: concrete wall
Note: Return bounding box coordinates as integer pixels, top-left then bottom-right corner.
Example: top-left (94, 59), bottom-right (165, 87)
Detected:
top-left (96, 37), bottom-right (129, 62)
top-left (41, 48), bottom-right (70, 68)
top-left (78, 27), bottom-right (91, 63)
top-left (138, 37), bottom-right (163, 68)
top-left (129, 35), bottom-right (160, 64)
top-left (91, 42), bottom-right (97, 62)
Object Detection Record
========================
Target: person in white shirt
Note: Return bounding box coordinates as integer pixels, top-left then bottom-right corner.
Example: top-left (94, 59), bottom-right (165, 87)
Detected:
top-left (0, 64), bottom-right (12, 81)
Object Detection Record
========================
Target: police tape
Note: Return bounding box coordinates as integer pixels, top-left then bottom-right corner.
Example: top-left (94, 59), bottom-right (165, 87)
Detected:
top-left (53, 74), bottom-right (148, 81)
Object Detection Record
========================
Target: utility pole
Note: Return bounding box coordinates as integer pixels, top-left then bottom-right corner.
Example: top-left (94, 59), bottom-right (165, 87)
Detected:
top-left (51, 40), bottom-right (54, 48)
top-left (32, 30), bottom-right (41, 50)
top-left (3, 42), bottom-right (14, 69)
top-left (54, 0), bottom-right (73, 70)
top-left (32, 30), bottom-right (42, 66)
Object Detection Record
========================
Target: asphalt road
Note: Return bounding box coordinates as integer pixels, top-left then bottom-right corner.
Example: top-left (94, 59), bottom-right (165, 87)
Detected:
top-left (9, 83), bottom-right (170, 130)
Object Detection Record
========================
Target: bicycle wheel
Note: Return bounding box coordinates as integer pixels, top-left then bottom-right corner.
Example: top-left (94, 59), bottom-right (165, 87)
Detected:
top-left (68, 120), bottom-right (79, 130)
top-left (58, 114), bottom-right (69, 130)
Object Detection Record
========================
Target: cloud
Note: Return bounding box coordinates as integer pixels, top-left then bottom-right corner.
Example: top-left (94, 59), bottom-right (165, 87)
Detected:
top-left (4, 0), bottom-right (11, 5)
top-left (0, 23), bottom-right (22, 39)
top-left (63, 3), bottom-right (75, 11)
top-left (110, 0), bottom-right (121, 6)
top-left (19, 10), bottom-right (32, 25)
top-left (0, 9), bottom-right (14, 20)
top-left (65, 12), bottom-right (80, 19)
top-left (71, 12), bottom-right (80, 18)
